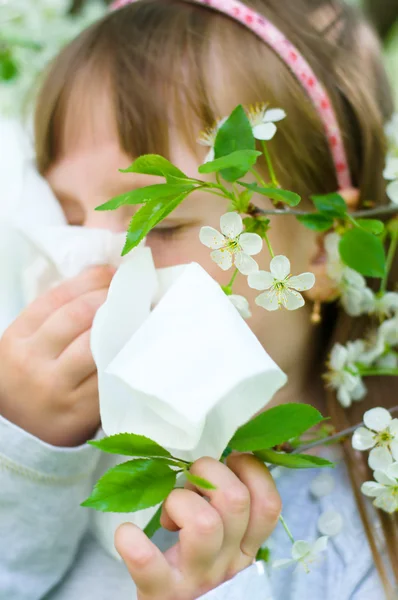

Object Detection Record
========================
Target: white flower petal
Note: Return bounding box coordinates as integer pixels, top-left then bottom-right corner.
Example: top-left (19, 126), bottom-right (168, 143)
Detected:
top-left (239, 233), bottom-right (263, 256)
top-left (247, 270), bottom-right (275, 290)
top-left (361, 481), bottom-right (385, 497)
top-left (229, 295), bottom-right (252, 319)
top-left (252, 122), bottom-right (277, 141)
top-left (386, 462), bottom-right (398, 479)
top-left (288, 272), bottom-right (315, 292)
top-left (337, 386), bottom-right (352, 408)
top-left (317, 511), bottom-right (343, 537)
top-left (391, 441), bottom-right (398, 465)
top-left (343, 268), bottom-right (366, 288)
top-left (364, 407), bottom-right (392, 432)
top-left (282, 289), bottom-right (305, 311)
top-left (234, 252), bottom-right (259, 275)
top-left (199, 226), bottom-right (225, 249)
top-left (374, 467), bottom-right (396, 486)
top-left (390, 419), bottom-right (398, 436)
top-left (351, 379), bottom-right (367, 401)
top-left (312, 536), bottom-right (329, 554)
top-left (264, 108), bottom-right (286, 123)
top-left (210, 248), bottom-right (233, 271)
top-left (204, 147), bottom-right (215, 163)
top-left (369, 446), bottom-right (394, 471)
top-left (220, 212), bottom-right (243, 239)
top-left (352, 427), bottom-right (376, 451)
top-left (270, 255), bottom-right (290, 280)
top-left (292, 541), bottom-right (312, 560)
top-left (379, 292), bottom-right (398, 316)
top-left (387, 179), bottom-right (398, 205)
top-left (256, 290), bottom-right (280, 311)
top-left (329, 344), bottom-right (348, 371)
top-left (373, 492), bottom-right (398, 513)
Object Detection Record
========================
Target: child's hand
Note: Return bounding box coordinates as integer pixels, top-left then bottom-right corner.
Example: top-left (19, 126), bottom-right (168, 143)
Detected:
top-left (0, 266), bottom-right (115, 447)
top-left (115, 454), bottom-right (281, 600)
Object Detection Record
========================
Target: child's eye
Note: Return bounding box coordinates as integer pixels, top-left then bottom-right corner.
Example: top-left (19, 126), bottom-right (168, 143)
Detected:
top-left (148, 225), bottom-right (184, 240)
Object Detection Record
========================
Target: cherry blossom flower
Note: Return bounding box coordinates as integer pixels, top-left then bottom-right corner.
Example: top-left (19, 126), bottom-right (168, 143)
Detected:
top-left (273, 537), bottom-right (328, 573)
top-left (247, 255), bottom-right (315, 311)
top-left (326, 342), bottom-right (366, 407)
top-left (246, 104), bottom-right (286, 141)
top-left (352, 407), bottom-right (398, 470)
top-left (361, 463), bottom-right (398, 514)
top-left (200, 212), bottom-right (262, 275)
top-left (197, 117), bottom-right (227, 163)
top-left (383, 155), bottom-right (398, 205)
top-left (228, 294), bottom-right (252, 319)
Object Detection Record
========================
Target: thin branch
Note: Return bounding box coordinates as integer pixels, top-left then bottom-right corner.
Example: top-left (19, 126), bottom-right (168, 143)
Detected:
top-left (249, 204), bottom-right (398, 219)
top-left (293, 405), bottom-right (398, 455)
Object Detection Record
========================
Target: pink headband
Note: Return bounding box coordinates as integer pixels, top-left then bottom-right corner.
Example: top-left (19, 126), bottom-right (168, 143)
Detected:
top-left (111, 0), bottom-right (352, 190)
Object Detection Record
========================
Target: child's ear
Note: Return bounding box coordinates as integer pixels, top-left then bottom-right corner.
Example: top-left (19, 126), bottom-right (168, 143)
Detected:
top-left (305, 187), bottom-right (360, 304)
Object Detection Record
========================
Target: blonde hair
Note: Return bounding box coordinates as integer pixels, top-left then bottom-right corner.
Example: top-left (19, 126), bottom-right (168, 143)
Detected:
top-left (34, 0), bottom-right (397, 594)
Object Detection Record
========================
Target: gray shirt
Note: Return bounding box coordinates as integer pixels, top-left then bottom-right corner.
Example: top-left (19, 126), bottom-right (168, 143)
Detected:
top-left (0, 413), bottom-right (385, 600)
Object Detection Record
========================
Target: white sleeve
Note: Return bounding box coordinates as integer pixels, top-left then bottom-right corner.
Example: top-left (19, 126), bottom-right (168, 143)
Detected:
top-left (0, 414), bottom-right (102, 600)
top-left (199, 562), bottom-right (274, 600)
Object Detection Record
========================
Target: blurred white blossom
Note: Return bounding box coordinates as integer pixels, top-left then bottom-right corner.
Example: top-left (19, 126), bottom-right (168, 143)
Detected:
top-left (273, 537), bottom-right (328, 573)
top-left (248, 255), bottom-right (315, 311)
top-left (0, 0), bottom-right (105, 118)
top-left (326, 342), bottom-right (367, 407)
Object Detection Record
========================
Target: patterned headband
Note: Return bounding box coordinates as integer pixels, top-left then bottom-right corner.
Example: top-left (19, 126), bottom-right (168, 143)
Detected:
top-left (111, 0), bottom-right (352, 190)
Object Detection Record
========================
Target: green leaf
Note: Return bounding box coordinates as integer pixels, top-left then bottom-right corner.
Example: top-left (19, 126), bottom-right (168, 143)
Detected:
top-left (122, 192), bottom-right (190, 255)
top-left (229, 404), bottom-right (324, 452)
top-left (214, 105), bottom-right (255, 158)
top-left (256, 546), bottom-right (271, 563)
top-left (296, 213), bottom-right (334, 232)
top-left (339, 228), bottom-right (386, 278)
top-left (96, 183), bottom-right (195, 211)
top-left (254, 449), bottom-right (334, 469)
top-left (355, 219), bottom-right (385, 236)
top-left (239, 183), bottom-right (301, 207)
top-left (311, 193), bottom-right (347, 218)
top-left (81, 459), bottom-right (176, 512)
top-left (198, 150), bottom-right (261, 183)
top-left (143, 505), bottom-right (163, 538)
top-left (88, 433), bottom-right (172, 459)
top-left (0, 52), bottom-right (18, 82)
top-left (120, 154), bottom-right (187, 182)
top-left (185, 472), bottom-right (217, 490)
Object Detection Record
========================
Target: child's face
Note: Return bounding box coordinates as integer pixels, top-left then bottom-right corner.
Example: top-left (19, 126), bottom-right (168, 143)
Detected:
top-left (45, 110), bottom-right (321, 396)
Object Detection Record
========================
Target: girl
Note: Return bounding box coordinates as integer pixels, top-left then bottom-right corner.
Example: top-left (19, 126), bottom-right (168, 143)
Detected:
top-left (0, 0), bottom-right (397, 599)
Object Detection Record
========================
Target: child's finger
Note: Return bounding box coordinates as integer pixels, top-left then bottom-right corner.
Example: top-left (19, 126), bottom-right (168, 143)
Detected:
top-left (12, 266), bottom-right (115, 337)
top-left (227, 454), bottom-right (281, 561)
top-left (58, 329), bottom-right (96, 387)
top-left (162, 488), bottom-right (224, 575)
top-left (33, 288), bottom-right (109, 358)
top-left (114, 522), bottom-right (174, 597)
top-left (188, 457), bottom-right (251, 558)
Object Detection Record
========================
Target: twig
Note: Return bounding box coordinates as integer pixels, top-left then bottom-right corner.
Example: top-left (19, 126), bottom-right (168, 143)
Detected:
top-left (249, 204), bottom-right (398, 219)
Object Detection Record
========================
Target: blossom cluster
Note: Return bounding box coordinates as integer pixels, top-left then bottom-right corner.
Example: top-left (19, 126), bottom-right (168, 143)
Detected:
top-left (384, 113), bottom-right (398, 206)
top-left (352, 408), bottom-right (398, 514)
top-left (0, 0), bottom-right (105, 118)
top-left (200, 211), bottom-right (315, 317)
